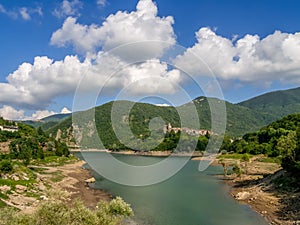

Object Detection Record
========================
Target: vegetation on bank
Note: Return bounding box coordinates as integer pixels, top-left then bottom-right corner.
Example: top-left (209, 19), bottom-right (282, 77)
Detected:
top-left (1, 118), bottom-right (70, 166)
top-left (0, 191), bottom-right (133, 225)
top-left (1, 117), bottom-right (134, 224)
top-left (223, 114), bottom-right (300, 180)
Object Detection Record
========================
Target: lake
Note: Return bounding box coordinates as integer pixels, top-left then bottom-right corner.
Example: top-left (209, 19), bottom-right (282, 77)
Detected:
top-left (75, 152), bottom-right (268, 225)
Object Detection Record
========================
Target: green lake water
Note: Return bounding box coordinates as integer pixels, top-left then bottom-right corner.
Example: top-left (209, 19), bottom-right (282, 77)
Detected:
top-left (76, 152), bottom-right (268, 225)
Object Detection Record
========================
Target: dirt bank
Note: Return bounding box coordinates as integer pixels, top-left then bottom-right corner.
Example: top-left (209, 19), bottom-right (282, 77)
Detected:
top-left (221, 157), bottom-right (300, 225)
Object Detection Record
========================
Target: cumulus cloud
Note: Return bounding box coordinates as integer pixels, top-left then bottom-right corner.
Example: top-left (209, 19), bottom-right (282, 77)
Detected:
top-left (60, 107), bottom-right (71, 114)
top-left (31, 110), bottom-right (56, 120)
top-left (0, 105), bottom-right (62, 121)
top-left (0, 52), bottom-right (181, 109)
top-left (19, 7), bottom-right (31, 20)
top-left (0, 55), bottom-right (89, 108)
top-left (174, 28), bottom-right (300, 85)
top-left (155, 103), bottom-right (170, 107)
top-left (0, 106), bottom-right (26, 121)
top-left (51, 0), bottom-right (175, 57)
top-left (3, 0), bottom-right (300, 115)
top-left (53, 0), bottom-right (82, 18)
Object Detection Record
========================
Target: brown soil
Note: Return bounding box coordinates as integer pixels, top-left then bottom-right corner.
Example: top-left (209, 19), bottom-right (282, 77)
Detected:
top-left (62, 162), bottom-right (112, 208)
top-left (1, 160), bottom-right (111, 214)
top-left (221, 157), bottom-right (300, 225)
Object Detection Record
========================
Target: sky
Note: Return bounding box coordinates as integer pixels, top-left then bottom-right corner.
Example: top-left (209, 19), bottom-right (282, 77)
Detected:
top-left (0, 0), bottom-right (300, 120)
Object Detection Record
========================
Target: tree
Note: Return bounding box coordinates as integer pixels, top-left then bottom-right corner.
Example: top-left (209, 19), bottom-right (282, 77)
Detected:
top-left (241, 153), bottom-right (250, 175)
top-left (276, 131), bottom-right (297, 161)
top-left (219, 159), bottom-right (228, 177)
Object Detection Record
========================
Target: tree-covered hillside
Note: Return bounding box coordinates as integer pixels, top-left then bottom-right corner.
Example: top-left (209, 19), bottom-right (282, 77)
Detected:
top-left (0, 117), bottom-right (70, 167)
top-left (45, 87), bottom-right (300, 151)
top-left (227, 114), bottom-right (300, 177)
top-left (238, 87), bottom-right (300, 119)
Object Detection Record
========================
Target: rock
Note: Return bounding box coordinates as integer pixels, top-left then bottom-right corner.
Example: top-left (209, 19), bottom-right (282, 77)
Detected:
top-left (85, 177), bottom-right (96, 184)
top-left (40, 195), bottom-right (48, 200)
top-left (11, 174), bottom-right (19, 181)
top-left (0, 185), bottom-right (11, 192)
top-left (16, 185), bottom-right (27, 192)
top-left (38, 183), bottom-right (46, 191)
top-left (235, 191), bottom-right (250, 200)
top-left (1, 174), bottom-right (8, 179)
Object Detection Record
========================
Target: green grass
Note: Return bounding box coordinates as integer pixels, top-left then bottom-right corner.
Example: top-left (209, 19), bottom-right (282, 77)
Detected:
top-left (31, 155), bottom-right (78, 166)
top-left (0, 192), bottom-right (9, 199)
top-left (49, 171), bottom-right (65, 182)
top-left (0, 178), bottom-right (35, 189)
top-left (218, 153), bottom-right (254, 160)
top-left (25, 192), bottom-right (41, 199)
top-left (258, 157), bottom-right (281, 164)
top-left (0, 199), bottom-right (7, 208)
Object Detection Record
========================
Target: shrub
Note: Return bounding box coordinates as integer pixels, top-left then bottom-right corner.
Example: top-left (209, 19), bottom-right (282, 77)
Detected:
top-left (0, 196), bottom-right (133, 225)
top-left (0, 160), bottom-right (13, 173)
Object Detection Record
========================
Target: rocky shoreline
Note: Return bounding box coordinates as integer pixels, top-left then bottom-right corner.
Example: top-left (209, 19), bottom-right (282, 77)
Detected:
top-left (221, 157), bottom-right (300, 225)
top-left (0, 159), bottom-right (111, 214)
top-left (2, 153), bottom-right (299, 225)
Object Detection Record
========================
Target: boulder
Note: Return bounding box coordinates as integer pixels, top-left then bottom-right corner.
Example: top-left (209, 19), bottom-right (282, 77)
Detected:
top-left (11, 174), bottom-right (19, 181)
top-left (235, 191), bottom-right (250, 200)
top-left (16, 184), bottom-right (27, 192)
top-left (0, 185), bottom-right (11, 192)
top-left (85, 177), bottom-right (96, 184)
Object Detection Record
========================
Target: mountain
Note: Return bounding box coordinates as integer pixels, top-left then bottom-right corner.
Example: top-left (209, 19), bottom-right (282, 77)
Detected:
top-left (44, 86), bottom-right (300, 148)
top-left (22, 113), bottom-right (71, 130)
top-left (238, 87), bottom-right (300, 119)
top-left (41, 113), bottom-right (71, 122)
top-left (46, 97), bottom-right (272, 150)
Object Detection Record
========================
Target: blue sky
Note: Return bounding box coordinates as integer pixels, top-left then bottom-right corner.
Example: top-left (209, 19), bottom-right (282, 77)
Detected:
top-left (0, 0), bottom-right (300, 120)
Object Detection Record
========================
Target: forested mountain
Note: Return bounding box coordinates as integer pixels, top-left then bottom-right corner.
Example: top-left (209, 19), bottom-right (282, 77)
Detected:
top-left (238, 87), bottom-right (300, 119)
top-left (23, 113), bottom-right (71, 130)
top-left (227, 114), bottom-right (300, 177)
top-left (43, 87), bottom-right (300, 150)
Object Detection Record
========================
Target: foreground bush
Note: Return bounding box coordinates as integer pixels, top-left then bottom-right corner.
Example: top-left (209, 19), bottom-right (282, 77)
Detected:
top-left (0, 197), bottom-right (133, 225)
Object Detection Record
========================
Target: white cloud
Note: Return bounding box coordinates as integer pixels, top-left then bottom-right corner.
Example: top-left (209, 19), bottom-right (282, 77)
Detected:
top-left (60, 107), bottom-right (71, 114)
top-left (0, 105), bottom-right (26, 121)
top-left (115, 59), bottom-right (182, 95)
top-left (31, 110), bottom-right (56, 120)
top-left (174, 28), bottom-right (300, 85)
top-left (155, 103), bottom-right (170, 107)
top-left (0, 52), bottom-right (182, 109)
top-left (0, 106), bottom-right (58, 121)
top-left (51, 0), bottom-right (175, 57)
top-left (0, 4), bottom-right (18, 19)
top-left (0, 55), bottom-right (89, 108)
top-left (53, 0), bottom-right (83, 18)
top-left (0, 4), bottom-right (42, 20)
top-left (0, 4), bottom-right (5, 13)
top-left (97, 0), bottom-right (107, 7)
top-left (19, 7), bottom-right (31, 20)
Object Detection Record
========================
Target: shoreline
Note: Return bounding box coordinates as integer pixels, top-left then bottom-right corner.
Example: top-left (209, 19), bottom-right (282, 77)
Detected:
top-left (1, 159), bottom-right (112, 214)
top-left (8, 153), bottom-right (297, 224)
top-left (59, 160), bottom-right (112, 208)
top-left (71, 149), bottom-right (205, 158)
top-left (219, 157), bottom-right (299, 225)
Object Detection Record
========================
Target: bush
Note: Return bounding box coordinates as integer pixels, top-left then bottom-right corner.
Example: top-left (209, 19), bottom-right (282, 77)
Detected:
top-left (0, 160), bottom-right (13, 173)
top-left (0, 196), bottom-right (133, 225)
